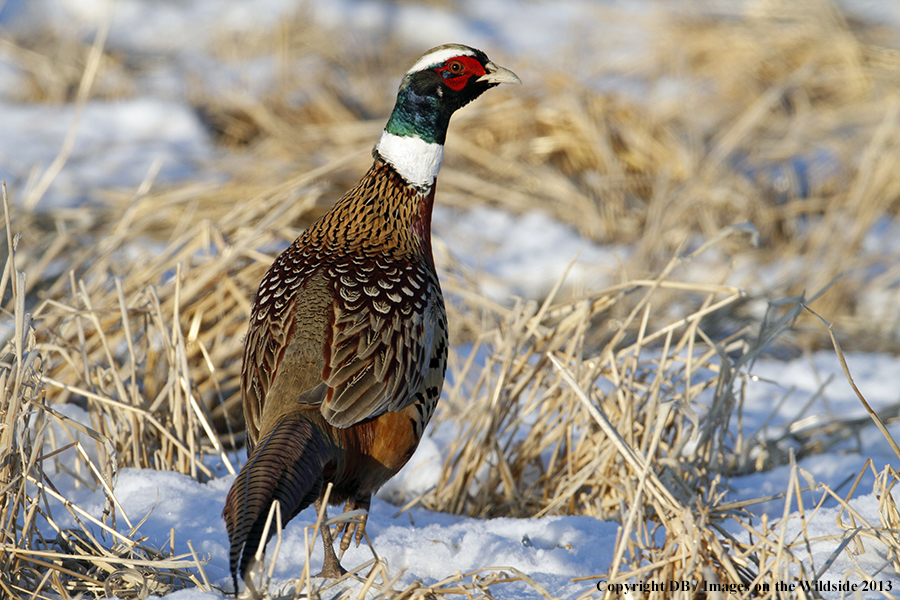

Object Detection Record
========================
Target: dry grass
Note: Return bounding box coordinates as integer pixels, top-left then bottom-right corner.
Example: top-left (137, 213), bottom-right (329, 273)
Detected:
top-left (2, 0), bottom-right (900, 598)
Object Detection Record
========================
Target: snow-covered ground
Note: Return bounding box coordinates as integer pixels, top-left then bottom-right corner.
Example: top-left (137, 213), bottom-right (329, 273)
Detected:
top-left (3, 0), bottom-right (900, 598)
top-left (48, 350), bottom-right (900, 598)
top-left (54, 454), bottom-right (619, 599)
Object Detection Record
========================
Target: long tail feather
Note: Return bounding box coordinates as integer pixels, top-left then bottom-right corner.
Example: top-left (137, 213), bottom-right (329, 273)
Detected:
top-left (222, 414), bottom-right (331, 593)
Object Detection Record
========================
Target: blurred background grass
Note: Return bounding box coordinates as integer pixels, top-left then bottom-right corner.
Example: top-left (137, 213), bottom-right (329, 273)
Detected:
top-left (5, 0), bottom-right (900, 352)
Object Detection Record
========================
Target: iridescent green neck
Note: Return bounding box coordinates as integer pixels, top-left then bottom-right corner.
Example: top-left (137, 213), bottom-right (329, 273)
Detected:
top-left (383, 81), bottom-right (451, 146)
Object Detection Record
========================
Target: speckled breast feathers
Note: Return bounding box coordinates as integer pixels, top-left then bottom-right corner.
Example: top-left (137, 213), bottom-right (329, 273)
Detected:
top-left (241, 160), bottom-right (448, 450)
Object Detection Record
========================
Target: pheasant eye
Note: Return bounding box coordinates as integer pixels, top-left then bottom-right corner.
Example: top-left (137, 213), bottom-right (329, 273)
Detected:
top-left (447, 60), bottom-right (464, 74)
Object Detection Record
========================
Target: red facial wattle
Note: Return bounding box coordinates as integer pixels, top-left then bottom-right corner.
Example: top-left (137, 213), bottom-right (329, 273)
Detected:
top-left (436, 56), bottom-right (486, 91)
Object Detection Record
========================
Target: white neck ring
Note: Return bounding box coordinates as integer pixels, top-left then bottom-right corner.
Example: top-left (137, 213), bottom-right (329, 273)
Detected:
top-left (375, 131), bottom-right (443, 188)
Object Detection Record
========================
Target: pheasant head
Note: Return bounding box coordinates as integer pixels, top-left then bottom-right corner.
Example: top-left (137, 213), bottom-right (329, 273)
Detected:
top-left (375, 44), bottom-right (521, 189)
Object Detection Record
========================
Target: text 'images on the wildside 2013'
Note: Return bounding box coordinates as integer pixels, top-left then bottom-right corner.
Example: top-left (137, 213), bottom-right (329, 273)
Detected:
top-left (596, 579), bottom-right (893, 595)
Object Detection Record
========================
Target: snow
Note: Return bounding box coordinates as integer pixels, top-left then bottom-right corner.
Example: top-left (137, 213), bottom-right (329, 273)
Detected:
top-left (48, 408), bottom-right (618, 597)
top-left (44, 351), bottom-right (900, 598)
top-left (5, 0), bottom-right (299, 51)
top-left (0, 99), bottom-right (213, 208)
top-left (4, 0), bottom-right (900, 597)
top-left (434, 205), bottom-right (630, 301)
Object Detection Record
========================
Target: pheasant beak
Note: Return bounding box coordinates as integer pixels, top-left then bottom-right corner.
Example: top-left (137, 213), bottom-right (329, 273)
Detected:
top-left (478, 61), bottom-right (521, 85)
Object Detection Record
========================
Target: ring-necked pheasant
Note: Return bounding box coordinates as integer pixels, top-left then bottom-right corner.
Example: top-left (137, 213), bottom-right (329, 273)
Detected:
top-left (222, 44), bottom-right (520, 594)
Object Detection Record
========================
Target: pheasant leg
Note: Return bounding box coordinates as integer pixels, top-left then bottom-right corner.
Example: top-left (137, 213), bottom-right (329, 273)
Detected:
top-left (314, 499), bottom-right (347, 578)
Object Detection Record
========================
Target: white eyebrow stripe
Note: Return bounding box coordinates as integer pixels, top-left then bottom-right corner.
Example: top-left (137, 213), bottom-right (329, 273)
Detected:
top-left (405, 47), bottom-right (476, 75)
